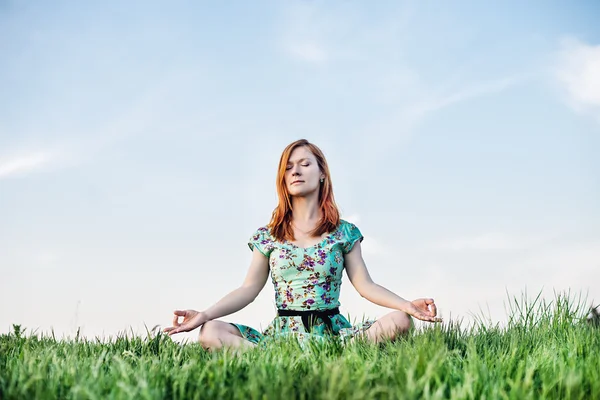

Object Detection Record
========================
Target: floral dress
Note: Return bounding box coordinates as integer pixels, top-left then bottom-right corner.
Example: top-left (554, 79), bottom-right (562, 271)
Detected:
top-left (230, 219), bottom-right (376, 344)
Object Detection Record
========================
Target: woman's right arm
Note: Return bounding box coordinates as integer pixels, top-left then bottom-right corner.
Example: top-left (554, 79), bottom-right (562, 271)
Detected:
top-left (164, 248), bottom-right (269, 335)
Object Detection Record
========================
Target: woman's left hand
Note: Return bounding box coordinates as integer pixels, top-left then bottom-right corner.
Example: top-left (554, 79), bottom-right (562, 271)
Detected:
top-left (404, 298), bottom-right (442, 323)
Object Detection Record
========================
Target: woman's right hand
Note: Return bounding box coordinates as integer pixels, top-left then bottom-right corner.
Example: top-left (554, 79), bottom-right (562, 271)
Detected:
top-left (163, 309), bottom-right (209, 336)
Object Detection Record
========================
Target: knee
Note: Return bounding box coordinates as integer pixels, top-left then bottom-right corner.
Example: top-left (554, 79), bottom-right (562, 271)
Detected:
top-left (389, 311), bottom-right (412, 336)
top-left (198, 321), bottom-right (221, 349)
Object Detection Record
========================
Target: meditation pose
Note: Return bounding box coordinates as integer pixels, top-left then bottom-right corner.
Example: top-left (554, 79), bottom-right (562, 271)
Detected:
top-left (164, 139), bottom-right (442, 350)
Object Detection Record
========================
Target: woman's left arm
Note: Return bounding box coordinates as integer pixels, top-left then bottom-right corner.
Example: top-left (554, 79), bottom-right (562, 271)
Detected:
top-left (344, 241), bottom-right (441, 323)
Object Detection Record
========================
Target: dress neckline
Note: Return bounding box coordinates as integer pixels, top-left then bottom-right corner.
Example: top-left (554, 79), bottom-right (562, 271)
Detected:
top-left (285, 223), bottom-right (342, 250)
top-left (285, 234), bottom-right (331, 250)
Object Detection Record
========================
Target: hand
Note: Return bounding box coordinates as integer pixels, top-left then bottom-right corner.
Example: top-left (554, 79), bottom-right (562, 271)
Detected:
top-left (163, 309), bottom-right (208, 336)
top-left (403, 298), bottom-right (442, 323)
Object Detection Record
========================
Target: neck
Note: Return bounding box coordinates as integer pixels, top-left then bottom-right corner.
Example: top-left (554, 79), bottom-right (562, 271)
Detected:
top-left (290, 194), bottom-right (321, 223)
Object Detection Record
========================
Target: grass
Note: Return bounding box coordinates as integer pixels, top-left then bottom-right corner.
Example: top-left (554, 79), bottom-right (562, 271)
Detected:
top-left (1, 291), bottom-right (599, 399)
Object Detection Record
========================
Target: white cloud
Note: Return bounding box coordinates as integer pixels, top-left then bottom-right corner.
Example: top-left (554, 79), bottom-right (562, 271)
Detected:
top-left (0, 152), bottom-right (53, 179)
top-left (555, 38), bottom-right (600, 118)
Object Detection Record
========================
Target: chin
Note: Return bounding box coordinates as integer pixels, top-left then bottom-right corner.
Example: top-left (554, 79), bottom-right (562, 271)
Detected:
top-left (288, 183), bottom-right (318, 197)
top-left (289, 188), bottom-right (317, 197)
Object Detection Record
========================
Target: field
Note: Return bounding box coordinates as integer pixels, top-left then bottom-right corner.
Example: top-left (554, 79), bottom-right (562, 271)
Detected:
top-left (1, 292), bottom-right (599, 399)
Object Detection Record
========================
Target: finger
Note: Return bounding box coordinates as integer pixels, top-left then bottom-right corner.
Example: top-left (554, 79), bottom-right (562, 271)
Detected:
top-left (417, 313), bottom-right (440, 323)
top-left (421, 299), bottom-right (432, 313)
top-left (424, 314), bottom-right (437, 322)
top-left (173, 310), bottom-right (188, 326)
top-left (422, 298), bottom-right (434, 315)
top-left (163, 326), bottom-right (176, 333)
top-left (412, 312), bottom-right (428, 322)
top-left (429, 302), bottom-right (438, 317)
top-left (167, 327), bottom-right (180, 336)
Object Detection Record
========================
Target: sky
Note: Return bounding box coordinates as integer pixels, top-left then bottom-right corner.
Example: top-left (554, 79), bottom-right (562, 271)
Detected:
top-left (1, 0), bottom-right (599, 342)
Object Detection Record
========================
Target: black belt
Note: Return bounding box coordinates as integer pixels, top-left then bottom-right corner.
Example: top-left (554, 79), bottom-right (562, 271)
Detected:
top-left (277, 307), bottom-right (340, 334)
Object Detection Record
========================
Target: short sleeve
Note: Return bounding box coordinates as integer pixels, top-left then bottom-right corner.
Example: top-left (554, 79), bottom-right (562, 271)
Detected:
top-left (341, 221), bottom-right (364, 254)
top-left (248, 227), bottom-right (275, 258)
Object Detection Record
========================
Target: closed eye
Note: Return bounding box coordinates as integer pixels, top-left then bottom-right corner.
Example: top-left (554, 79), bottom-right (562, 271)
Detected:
top-left (286, 163), bottom-right (311, 169)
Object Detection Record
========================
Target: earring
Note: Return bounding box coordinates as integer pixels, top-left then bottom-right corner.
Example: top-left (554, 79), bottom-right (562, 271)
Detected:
top-left (320, 178), bottom-right (324, 183)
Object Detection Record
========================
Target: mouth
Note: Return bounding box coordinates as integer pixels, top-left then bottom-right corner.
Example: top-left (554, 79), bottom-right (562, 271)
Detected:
top-left (291, 180), bottom-right (304, 185)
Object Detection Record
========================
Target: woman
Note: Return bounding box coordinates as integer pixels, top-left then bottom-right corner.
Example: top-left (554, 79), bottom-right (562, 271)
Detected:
top-left (164, 139), bottom-right (442, 350)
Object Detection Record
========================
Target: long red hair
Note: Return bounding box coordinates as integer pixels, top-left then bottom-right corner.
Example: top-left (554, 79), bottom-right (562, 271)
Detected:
top-left (268, 139), bottom-right (341, 242)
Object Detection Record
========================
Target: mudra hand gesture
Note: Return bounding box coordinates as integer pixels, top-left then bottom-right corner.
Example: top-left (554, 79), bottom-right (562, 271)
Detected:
top-left (163, 309), bottom-right (208, 336)
top-left (404, 298), bottom-right (442, 323)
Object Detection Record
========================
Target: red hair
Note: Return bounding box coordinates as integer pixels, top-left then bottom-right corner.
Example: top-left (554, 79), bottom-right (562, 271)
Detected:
top-left (268, 139), bottom-right (340, 242)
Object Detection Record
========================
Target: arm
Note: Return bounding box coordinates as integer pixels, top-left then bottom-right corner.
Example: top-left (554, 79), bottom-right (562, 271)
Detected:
top-left (344, 241), bottom-right (440, 322)
top-left (164, 248), bottom-right (270, 335)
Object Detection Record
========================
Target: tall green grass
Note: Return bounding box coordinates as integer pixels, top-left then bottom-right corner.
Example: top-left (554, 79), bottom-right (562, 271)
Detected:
top-left (1, 291), bottom-right (599, 399)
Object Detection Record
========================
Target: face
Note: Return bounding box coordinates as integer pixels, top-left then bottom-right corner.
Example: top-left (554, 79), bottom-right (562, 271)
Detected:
top-left (285, 146), bottom-right (324, 197)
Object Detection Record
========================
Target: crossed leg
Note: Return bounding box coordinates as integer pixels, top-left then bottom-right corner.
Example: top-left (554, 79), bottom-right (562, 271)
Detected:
top-left (198, 311), bottom-right (412, 350)
top-left (198, 321), bottom-right (256, 351)
top-left (357, 310), bottom-right (413, 344)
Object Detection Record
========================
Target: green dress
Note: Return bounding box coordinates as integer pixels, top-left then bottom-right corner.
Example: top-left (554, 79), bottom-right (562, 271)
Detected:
top-left (231, 219), bottom-right (375, 344)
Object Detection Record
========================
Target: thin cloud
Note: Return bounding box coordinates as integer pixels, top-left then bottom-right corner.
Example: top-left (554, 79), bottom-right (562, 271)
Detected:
top-left (410, 76), bottom-right (521, 117)
top-left (361, 75), bottom-right (521, 157)
top-left (0, 152), bottom-right (53, 179)
top-left (555, 38), bottom-right (600, 118)
top-left (277, 1), bottom-right (355, 65)
top-left (285, 42), bottom-right (328, 64)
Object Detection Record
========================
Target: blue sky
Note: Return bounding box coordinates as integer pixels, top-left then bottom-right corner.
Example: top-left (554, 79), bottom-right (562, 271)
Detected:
top-left (1, 0), bottom-right (599, 341)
